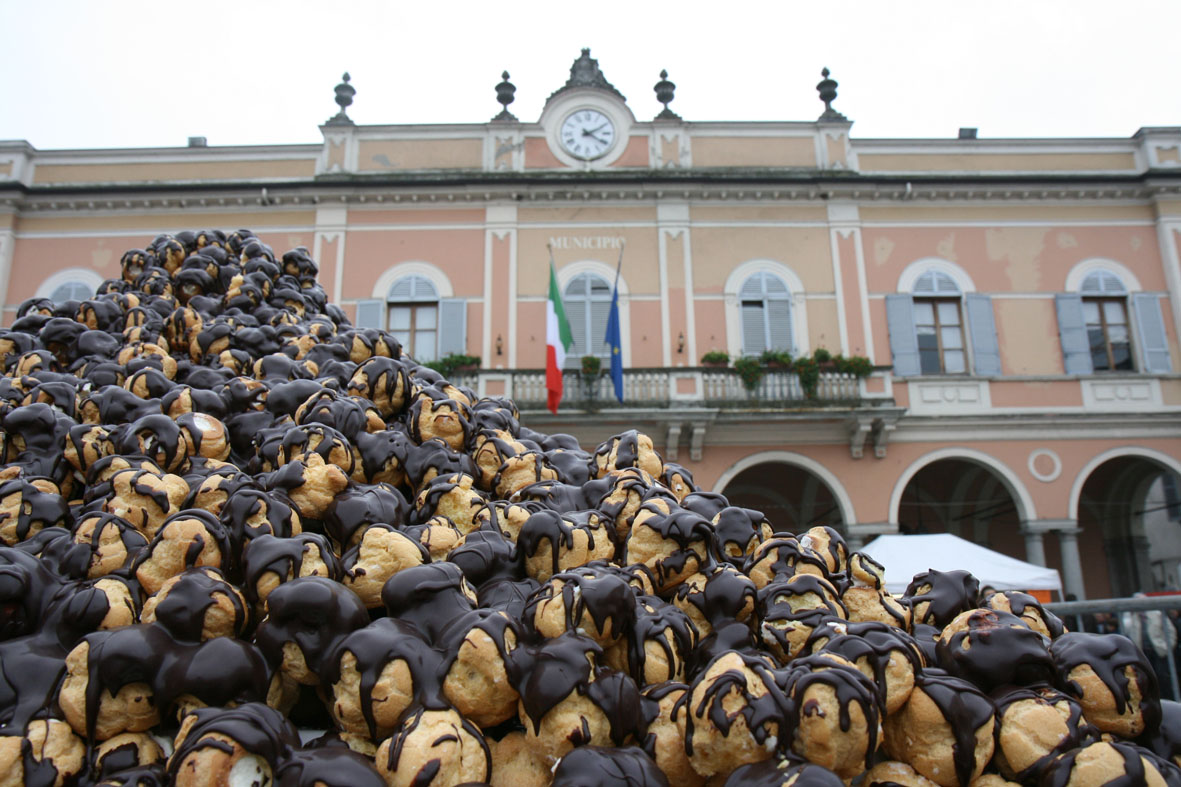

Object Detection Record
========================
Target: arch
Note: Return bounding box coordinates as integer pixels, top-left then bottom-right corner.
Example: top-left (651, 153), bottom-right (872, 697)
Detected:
top-left (888, 447), bottom-right (1037, 525)
top-left (712, 450), bottom-right (857, 526)
top-left (555, 260), bottom-right (631, 366)
top-left (896, 257), bottom-right (976, 294)
top-left (723, 260), bottom-right (809, 358)
top-left (1068, 447), bottom-right (1181, 520)
top-left (36, 268), bottom-right (105, 301)
top-left (371, 261), bottom-right (454, 300)
top-left (1065, 258), bottom-right (1143, 293)
top-left (556, 259), bottom-right (630, 295)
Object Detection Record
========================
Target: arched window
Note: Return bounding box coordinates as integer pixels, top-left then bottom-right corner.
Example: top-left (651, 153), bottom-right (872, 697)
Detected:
top-left (354, 264), bottom-right (466, 363)
top-left (36, 268), bottom-right (105, 305)
top-left (1057, 261), bottom-right (1171, 374)
top-left (911, 270), bottom-right (966, 374)
top-left (50, 281), bottom-right (95, 304)
top-left (1079, 271), bottom-right (1132, 372)
top-left (739, 272), bottom-right (792, 356)
top-left (386, 275), bottom-right (439, 361)
top-left (563, 272), bottom-right (613, 366)
top-left (887, 260), bottom-right (1000, 377)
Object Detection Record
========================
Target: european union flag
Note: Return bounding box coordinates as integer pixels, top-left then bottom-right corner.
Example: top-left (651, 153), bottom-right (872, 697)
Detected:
top-left (605, 278), bottom-right (624, 403)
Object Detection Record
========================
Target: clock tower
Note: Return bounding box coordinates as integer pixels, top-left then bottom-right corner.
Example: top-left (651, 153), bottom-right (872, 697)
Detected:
top-left (539, 49), bottom-right (637, 169)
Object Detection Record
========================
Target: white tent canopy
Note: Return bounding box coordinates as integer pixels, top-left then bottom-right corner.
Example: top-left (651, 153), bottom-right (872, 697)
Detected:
top-left (861, 533), bottom-right (1064, 596)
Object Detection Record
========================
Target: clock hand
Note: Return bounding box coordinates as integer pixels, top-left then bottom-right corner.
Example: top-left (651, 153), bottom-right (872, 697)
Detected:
top-left (584, 123), bottom-right (608, 135)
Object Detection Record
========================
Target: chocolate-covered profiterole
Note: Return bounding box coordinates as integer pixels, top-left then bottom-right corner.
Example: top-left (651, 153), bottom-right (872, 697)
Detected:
top-left (902, 569), bottom-right (981, 630)
top-left (936, 608), bottom-right (1055, 692)
top-left (550, 745), bottom-right (670, 786)
top-left (1050, 631), bottom-right (1161, 738)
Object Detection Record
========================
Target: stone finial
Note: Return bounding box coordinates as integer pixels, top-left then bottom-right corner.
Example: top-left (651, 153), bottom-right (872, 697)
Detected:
top-left (654, 69), bottom-right (680, 120)
top-left (326, 72), bottom-right (356, 126)
top-left (816, 67), bottom-right (848, 122)
top-left (493, 71), bottom-right (518, 122)
top-left (546, 48), bottom-right (626, 104)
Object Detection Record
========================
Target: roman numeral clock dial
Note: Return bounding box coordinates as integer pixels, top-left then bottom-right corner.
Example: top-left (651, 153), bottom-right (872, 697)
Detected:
top-left (559, 109), bottom-right (616, 160)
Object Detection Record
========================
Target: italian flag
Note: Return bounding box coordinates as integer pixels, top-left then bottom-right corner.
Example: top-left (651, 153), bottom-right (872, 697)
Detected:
top-left (546, 261), bottom-right (573, 414)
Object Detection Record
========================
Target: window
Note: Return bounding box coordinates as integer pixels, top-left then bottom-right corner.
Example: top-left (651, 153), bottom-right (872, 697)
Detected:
top-left (887, 265), bottom-right (1000, 378)
top-left (1080, 271), bottom-right (1132, 372)
top-left (50, 281), bottom-right (95, 304)
top-left (739, 272), bottom-right (792, 356)
top-left (1057, 265), bottom-right (1172, 375)
top-left (386, 275), bottom-right (438, 361)
top-left (914, 299), bottom-right (966, 374)
top-left (563, 272), bottom-right (612, 366)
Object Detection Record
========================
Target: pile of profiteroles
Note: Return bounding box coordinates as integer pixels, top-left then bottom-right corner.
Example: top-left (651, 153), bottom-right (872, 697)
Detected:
top-left (0, 229), bottom-right (1176, 787)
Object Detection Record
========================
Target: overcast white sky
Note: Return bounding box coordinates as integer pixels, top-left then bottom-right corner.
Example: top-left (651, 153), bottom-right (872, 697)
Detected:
top-left (2, 1), bottom-right (1178, 151)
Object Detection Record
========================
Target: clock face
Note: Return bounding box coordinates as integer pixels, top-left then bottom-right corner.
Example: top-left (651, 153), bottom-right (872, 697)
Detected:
top-left (559, 109), bottom-right (616, 160)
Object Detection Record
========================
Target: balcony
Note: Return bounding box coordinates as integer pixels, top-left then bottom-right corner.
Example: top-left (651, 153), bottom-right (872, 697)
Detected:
top-left (451, 367), bottom-right (901, 461)
top-left (453, 366), bottom-right (874, 410)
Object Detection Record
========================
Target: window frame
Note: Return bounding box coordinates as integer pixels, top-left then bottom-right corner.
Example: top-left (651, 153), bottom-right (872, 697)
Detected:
top-left (1083, 295), bottom-right (1134, 373)
top-left (738, 270), bottom-right (794, 357)
top-left (913, 295), bottom-right (968, 375)
top-left (385, 274), bottom-right (440, 361)
top-left (723, 260), bottom-right (808, 362)
top-left (562, 271), bottom-right (614, 368)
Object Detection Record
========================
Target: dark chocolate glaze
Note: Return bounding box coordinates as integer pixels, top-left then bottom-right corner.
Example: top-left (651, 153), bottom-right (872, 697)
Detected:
top-left (517, 509), bottom-right (612, 580)
top-left (354, 428), bottom-right (413, 485)
top-left (476, 577), bottom-right (541, 620)
top-left (525, 566), bottom-right (636, 642)
top-left (514, 631), bottom-right (604, 734)
top-left (723, 758), bottom-right (845, 786)
top-left (276, 745), bottom-right (386, 787)
top-left (813, 620), bottom-right (924, 709)
top-left (134, 509), bottom-right (233, 579)
top-left (673, 564), bottom-right (757, 631)
top-left (591, 430), bottom-right (653, 476)
top-left (241, 532), bottom-right (340, 605)
top-left (167, 702), bottom-right (299, 778)
top-left (254, 576), bottom-right (369, 678)
top-left (626, 502), bottom-right (716, 587)
top-left (545, 448), bottom-right (593, 487)
top-left (219, 487), bottom-right (301, 549)
top-left (23, 526), bottom-right (96, 580)
top-left (1039, 740), bottom-right (1157, 787)
top-left (985, 589), bottom-right (1066, 639)
top-left (114, 414), bottom-right (185, 472)
top-left (624, 596), bottom-right (696, 683)
top-left (779, 654), bottom-right (880, 770)
top-left (910, 668), bottom-right (995, 787)
top-left (680, 492), bottom-right (731, 521)
top-left (447, 530), bottom-right (519, 588)
top-left (381, 562), bottom-right (476, 644)
top-left (322, 482), bottom-right (409, 549)
top-left (322, 617), bottom-right (445, 739)
top-left (992, 684), bottom-right (1087, 781)
top-left (379, 704), bottom-right (490, 782)
top-left (0, 478), bottom-right (72, 543)
top-left (551, 745), bottom-right (669, 786)
top-left (903, 569), bottom-right (981, 629)
top-left (1050, 631), bottom-right (1161, 737)
top-left (414, 472), bottom-right (487, 526)
top-left (744, 536), bottom-right (830, 583)
top-left (294, 389), bottom-right (376, 442)
top-left (403, 438), bottom-right (478, 492)
top-left (1147, 699), bottom-right (1181, 767)
top-left (407, 395), bottom-right (473, 451)
top-left (150, 567), bottom-right (246, 642)
top-left (936, 608), bottom-right (1054, 692)
top-left (682, 649), bottom-right (792, 756)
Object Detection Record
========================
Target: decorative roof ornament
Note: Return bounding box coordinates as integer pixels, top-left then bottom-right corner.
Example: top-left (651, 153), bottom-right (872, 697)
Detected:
top-left (492, 71), bottom-right (517, 122)
top-left (653, 70), bottom-right (680, 120)
top-left (816, 68), bottom-right (848, 122)
top-left (326, 73), bottom-right (356, 126)
top-left (547, 48), bottom-right (626, 103)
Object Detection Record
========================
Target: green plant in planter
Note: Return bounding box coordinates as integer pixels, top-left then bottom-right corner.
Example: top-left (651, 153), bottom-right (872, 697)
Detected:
top-left (700, 350), bottom-right (730, 366)
top-left (794, 356), bottom-right (820, 397)
top-left (734, 356), bottom-right (763, 391)
top-left (580, 355), bottom-right (602, 376)
top-left (759, 349), bottom-right (793, 367)
top-left (425, 353), bottom-right (481, 378)
top-left (835, 355), bottom-right (874, 377)
top-left (812, 347), bottom-right (832, 364)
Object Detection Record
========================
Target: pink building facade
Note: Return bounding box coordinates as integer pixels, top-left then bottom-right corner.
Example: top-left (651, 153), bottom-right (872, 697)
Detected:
top-left (2, 52), bottom-right (1180, 600)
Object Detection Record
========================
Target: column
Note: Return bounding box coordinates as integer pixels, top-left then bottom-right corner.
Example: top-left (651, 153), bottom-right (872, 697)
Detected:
top-left (1056, 527), bottom-right (1086, 601)
top-left (843, 521), bottom-right (898, 553)
top-left (1018, 521), bottom-right (1048, 567)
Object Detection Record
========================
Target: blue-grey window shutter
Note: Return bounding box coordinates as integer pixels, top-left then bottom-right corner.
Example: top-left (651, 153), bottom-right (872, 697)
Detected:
top-left (767, 299), bottom-right (792, 353)
top-left (437, 299), bottom-right (467, 358)
top-left (1132, 293), bottom-right (1172, 373)
top-left (741, 302), bottom-right (766, 356)
top-left (1054, 294), bottom-right (1093, 375)
top-left (886, 294), bottom-right (921, 376)
top-left (964, 294), bottom-right (1001, 376)
top-left (355, 299), bottom-right (384, 329)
